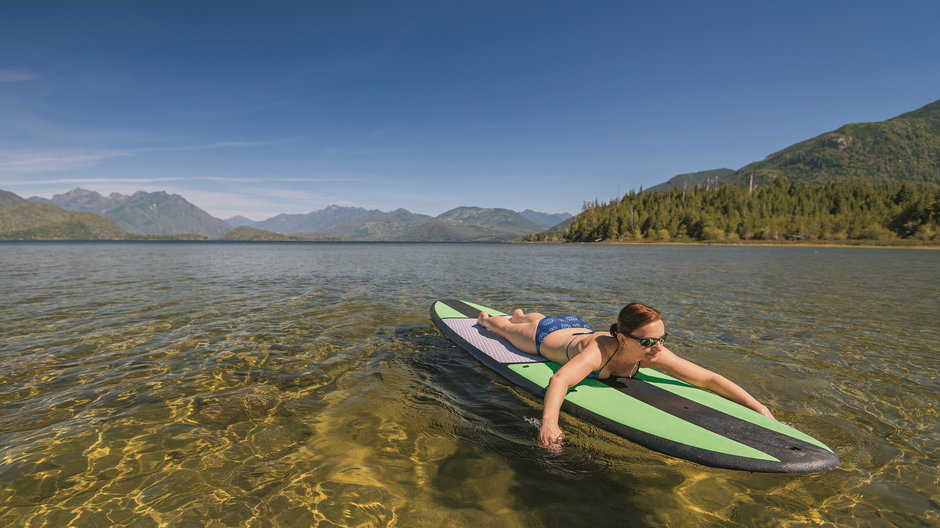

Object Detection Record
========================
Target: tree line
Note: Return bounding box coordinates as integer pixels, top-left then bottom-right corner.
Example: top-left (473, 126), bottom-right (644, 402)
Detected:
top-left (526, 180), bottom-right (938, 243)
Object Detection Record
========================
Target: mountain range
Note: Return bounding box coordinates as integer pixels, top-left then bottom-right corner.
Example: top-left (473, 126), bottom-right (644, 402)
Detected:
top-left (1, 98), bottom-right (937, 241)
top-left (0, 187), bottom-right (571, 241)
top-left (30, 188), bottom-right (231, 238)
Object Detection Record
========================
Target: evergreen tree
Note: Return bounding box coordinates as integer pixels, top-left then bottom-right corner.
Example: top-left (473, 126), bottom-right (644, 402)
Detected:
top-left (536, 182), bottom-right (939, 243)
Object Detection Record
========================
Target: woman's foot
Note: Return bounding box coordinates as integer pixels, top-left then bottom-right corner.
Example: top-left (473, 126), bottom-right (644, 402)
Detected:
top-left (477, 311), bottom-right (494, 329)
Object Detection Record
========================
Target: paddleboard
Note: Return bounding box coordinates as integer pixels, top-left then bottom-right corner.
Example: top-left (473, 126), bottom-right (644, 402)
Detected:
top-left (430, 299), bottom-right (839, 473)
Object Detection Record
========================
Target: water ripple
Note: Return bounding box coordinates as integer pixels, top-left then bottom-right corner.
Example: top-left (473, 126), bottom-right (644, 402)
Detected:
top-left (0, 242), bottom-right (937, 527)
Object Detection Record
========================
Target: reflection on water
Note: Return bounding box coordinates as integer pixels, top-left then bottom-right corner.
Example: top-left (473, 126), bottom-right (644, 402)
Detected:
top-left (0, 242), bottom-right (937, 527)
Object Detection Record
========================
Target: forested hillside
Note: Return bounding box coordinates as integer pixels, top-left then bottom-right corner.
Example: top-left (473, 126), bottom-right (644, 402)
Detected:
top-left (527, 180), bottom-right (938, 243)
top-left (732, 99), bottom-right (940, 187)
top-left (641, 99), bottom-right (940, 195)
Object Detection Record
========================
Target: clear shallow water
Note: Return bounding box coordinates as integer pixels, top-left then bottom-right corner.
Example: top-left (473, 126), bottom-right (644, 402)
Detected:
top-left (0, 241), bottom-right (937, 527)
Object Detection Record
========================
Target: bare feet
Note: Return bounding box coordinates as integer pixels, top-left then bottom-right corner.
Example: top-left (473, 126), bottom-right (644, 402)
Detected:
top-left (510, 309), bottom-right (526, 323)
top-left (477, 311), bottom-right (493, 329)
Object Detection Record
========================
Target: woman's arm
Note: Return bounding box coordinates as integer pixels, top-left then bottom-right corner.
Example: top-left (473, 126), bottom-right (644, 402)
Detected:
top-left (538, 348), bottom-right (601, 447)
top-left (648, 348), bottom-right (776, 420)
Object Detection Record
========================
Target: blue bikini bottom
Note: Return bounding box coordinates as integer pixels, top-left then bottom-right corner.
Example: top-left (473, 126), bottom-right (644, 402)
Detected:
top-left (534, 315), bottom-right (593, 355)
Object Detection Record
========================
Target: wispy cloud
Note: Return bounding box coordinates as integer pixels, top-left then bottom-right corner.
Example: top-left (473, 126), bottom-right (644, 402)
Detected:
top-left (138, 140), bottom-right (282, 153)
top-left (0, 70), bottom-right (37, 83)
top-left (0, 150), bottom-right (134, 172)
top-left (0, 141), bottom-right (283, 174)
top-left (343, 147), bottom-right (410, 155)
top-left (0, 175), bottom-right (362, 186)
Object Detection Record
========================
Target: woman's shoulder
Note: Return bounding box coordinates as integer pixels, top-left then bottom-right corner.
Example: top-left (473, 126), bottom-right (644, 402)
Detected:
top-left (587, 332), bottom-right (618, 358)
top-left (581, 332), bottom-right (610, 349)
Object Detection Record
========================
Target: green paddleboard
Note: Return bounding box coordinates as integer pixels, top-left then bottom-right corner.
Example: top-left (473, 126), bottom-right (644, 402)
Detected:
top-left (431, 299), bottom-right (839, 473)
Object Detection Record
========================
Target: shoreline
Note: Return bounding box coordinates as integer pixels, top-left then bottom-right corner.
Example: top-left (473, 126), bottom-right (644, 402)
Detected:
top-left (533, 240), bottom-right (940, 250)
top-left (1, 238), bottom-right (938, 249)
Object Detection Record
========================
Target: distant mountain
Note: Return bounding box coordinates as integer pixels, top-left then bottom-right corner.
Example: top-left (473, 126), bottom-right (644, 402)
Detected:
top-left (387, 208), bottom-right (433, 223)
top-left (104, 192), bottom-right (231, 237)
top-left (245, 205), bottom-right (387, 233)
top-left (316, 206), bottom-right (545, 241)
top-left (417, 207), bottom-right (546, 241)
top-left (436, 207), bottom-right (545, 231)
top-left (318, 208), bottom-right (433, 240)
top-left (242, 204), bottom-right (560, 241)
top-left (6, 186), bottom-right (570, 241)
top-left (33, 188), bottom-right (231, 238)
top-left (645, 169), bottom-right (735, 193)
top-left (30, 187), bottom-right (124, 213)
top-left (224, 215), bottom-right (258, 228)
top-left (519, 209), bottom-right (572, 227)
top-left (0, 189), bottom-right (27, 208)
top-left (0, 202), bottom-right (128, 239)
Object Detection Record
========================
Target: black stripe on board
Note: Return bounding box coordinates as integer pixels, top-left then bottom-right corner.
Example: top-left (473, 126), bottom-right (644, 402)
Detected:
top-left (439, 299), bottom-right (482, 318)
top-left (593, 376), bottom-right (839, 471)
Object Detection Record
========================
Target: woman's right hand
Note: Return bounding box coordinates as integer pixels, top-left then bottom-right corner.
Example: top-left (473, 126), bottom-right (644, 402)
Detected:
top-left (538, 422), bottom-right (565, 450)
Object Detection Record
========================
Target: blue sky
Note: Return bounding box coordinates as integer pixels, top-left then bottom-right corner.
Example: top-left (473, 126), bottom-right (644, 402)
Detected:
top-left (1, 1), bottom-right (938, 220)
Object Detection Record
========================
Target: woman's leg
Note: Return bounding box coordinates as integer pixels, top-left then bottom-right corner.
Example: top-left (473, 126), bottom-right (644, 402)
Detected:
top-left (477, 311), bottom-right (542, 355)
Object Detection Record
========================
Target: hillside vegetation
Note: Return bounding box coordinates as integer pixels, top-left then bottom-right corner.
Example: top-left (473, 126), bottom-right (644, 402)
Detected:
top-left (0, 203), bottom-right (128, 239)
top-left (531, 99), bottom-right (940, 245)
top-left (528, 180), bottom-right (938, 243)
top-left (645, 169), bottom-right (735, 193)
top-left (646, 100), bottom-right (940, 193)
top-left (733, 100), bottom-right (940, 190)
top-left (0, 190), bottom-right (26, 208)
top-left (735, 100), bottom-right (940, 187)
top-left (220, 226), bottom-right (339, 241)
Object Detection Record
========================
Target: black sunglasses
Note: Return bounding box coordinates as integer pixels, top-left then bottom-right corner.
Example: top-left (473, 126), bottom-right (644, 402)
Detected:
top-left (625, 333), bottom-right (668, 348)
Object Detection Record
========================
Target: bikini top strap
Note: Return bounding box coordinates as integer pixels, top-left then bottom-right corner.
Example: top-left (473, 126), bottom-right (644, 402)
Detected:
top-left (597, 341), bottom-right (619, 372)
top-left (565, 330), bottom-right (597, 360)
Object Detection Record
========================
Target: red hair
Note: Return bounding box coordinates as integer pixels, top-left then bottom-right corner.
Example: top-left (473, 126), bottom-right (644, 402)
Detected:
top-left (609, 302), bottom-right (662, 335)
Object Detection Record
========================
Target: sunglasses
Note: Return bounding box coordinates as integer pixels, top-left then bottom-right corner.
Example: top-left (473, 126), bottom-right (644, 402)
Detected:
top-left (625, 333), bottom-right (668, 348)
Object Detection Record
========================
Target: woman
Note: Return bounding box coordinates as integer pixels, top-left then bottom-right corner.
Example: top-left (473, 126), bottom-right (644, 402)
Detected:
top-left (477, 302), bottom-right (775, 449)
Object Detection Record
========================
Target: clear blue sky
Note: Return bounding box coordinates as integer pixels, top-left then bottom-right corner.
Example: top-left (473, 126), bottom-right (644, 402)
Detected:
top-left (1, 1), bottom-right (938, 220)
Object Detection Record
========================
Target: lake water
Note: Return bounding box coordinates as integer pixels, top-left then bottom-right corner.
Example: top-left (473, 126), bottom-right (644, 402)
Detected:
top-left (0, 242), bottom-right (937, 527)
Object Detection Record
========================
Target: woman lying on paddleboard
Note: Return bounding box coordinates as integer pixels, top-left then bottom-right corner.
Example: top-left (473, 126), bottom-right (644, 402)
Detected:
top-left (477, 302), bottom-right (776, 449)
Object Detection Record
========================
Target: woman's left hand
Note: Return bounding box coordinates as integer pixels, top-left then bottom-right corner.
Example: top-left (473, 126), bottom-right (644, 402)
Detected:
top-left (756, 404), bottom-right (776, 420)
